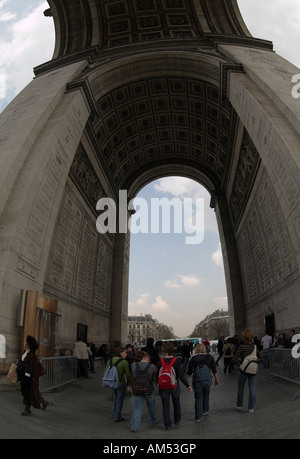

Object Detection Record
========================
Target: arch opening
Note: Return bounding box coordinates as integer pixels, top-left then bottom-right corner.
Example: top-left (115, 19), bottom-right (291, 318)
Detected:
top-left (127, 176), bottom-right (227, 339)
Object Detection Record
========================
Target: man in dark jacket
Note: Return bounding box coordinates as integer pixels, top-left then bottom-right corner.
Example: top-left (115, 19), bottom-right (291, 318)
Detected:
top-left (216, 335), bottom-right (225, 366)
top-left (142, 338), bottom-right (159, 366)
top-left (180, 341), bottom-right (191, 373)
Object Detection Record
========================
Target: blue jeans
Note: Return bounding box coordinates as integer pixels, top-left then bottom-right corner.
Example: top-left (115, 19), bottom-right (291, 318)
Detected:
top-left (77, 359), bottom-right (89, 378)
top-left (263, 348), bottom-right (270, 368)
top-left (192, 381), bottom-right (211, 420)
top-left (237, 371), bottom-right (257, 410)
top-left (182, 357), bottom-right (189, 374)
top-left (159, 384), bottom-right (181, 429)
top-left (130, 390), bottom-right (158, 431)
top-left (113, 383), bottom-right (126, 421)
top-left (224, 358), bottom-right (233, 373)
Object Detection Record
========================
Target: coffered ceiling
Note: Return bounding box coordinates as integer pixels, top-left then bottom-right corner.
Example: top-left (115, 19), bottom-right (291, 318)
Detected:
top-left (94, 76), bottom-right (237, 192)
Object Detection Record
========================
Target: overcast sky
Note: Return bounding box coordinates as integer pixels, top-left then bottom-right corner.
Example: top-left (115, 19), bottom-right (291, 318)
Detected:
top-left (0, 1), bottom-right (299, 338)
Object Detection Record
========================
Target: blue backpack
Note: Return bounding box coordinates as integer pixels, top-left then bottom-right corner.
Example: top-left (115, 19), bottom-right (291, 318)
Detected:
top-left (102, 358), bottom-right (122, 389)
top-left (193, 356), bottom-right (212, 385)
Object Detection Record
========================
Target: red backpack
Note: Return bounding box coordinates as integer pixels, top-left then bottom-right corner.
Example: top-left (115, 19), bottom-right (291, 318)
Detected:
top-left (158, 357), bottom-right (177, 390)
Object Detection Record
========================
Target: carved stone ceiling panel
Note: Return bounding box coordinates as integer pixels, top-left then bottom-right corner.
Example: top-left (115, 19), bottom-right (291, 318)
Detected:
top-left (99, 0), bottom-right (201, 48)
top-left (94, 76), bottom-right (237, 190)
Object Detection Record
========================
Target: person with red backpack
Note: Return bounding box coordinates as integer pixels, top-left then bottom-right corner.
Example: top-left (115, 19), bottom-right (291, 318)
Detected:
top-left (157, 342), bottom-right (192, 430)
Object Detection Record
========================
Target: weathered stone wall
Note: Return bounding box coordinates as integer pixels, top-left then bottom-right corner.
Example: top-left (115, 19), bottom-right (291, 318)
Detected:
top-left (0, 62), bottom-right (90, 361)
top-left (221, 45), bottom-right (300, 336)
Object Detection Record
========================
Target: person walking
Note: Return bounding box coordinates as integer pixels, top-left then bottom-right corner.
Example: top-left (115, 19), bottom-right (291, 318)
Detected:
top-left (215, 335), bottom-right (225, 366)
top-left (157, 342), bottom-right (192, 430)
top-left (285, 329), bottom-right (296, 349)
top-left (73, 336), bottom-right (91, 378)
top-left (233, 329), bottom-right (260, 413)
top-left (187, 343), bottom-right (219, 422)
top-left (130, 350), bottom-right (158, 432)
top-left (87, 341), bottom-right (96, 373)
top-left (105, 346), bottom-right (133, 422)
top-left (17, 335), bottom-right (49, 416)
top-left (142, 337), bottom-right (159, 366)
top-left (180, 341), bottom-right (191, 374)
top-left (260, 331), bottom-right (272, 368)
top-left (222, 338), bottom-right (235, 373)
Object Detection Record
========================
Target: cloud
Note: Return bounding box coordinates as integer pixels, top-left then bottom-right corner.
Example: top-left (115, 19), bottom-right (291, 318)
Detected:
top-left (0, 12), bottom-right (16, 22)
top-left (152, 177), bottom-right (218, 233)
top-left (164, 273), bottom-right (201, 289)
top-left (129, 291), bottom-right (194, 336)
top-left (129, 292), bottom-right (181, 318)
top-left (238, 0), bottom-right (300, 68)
top-left (212, 243), bottom-right (224, 268)
top-left (152, 296), bottom-right (171, 312)
top-left (0, 2), bottom-right (54, 107)
top-left (136, 292), bottom-right (150, 306)
top-left (179, 274), bottom-right (201, 286)
top-left (164, 279), bottom-right (181, 289)
top-left (129, 293), bottom-right (171, 313)
top-left (153, 177), bottom-right (201, 197)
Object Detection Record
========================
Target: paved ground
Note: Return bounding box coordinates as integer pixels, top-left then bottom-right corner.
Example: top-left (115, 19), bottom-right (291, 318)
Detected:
top-left (1, 359), bottom-right (300, 441)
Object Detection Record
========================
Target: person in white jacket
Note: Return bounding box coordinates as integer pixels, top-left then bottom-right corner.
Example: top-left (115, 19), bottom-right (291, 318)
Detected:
top-left (73, 337), bottom-right (91, 378)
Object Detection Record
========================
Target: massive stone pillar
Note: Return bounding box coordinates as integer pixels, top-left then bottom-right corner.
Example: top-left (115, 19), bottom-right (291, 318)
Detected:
top-left (110, 232), bottom-right (131, 346)
top-left (0, 62), bottom-right (91, 359)
top-left (214, 194), bottom-right (246, 336)
top-left (220, 46), bottom-right (300, 333)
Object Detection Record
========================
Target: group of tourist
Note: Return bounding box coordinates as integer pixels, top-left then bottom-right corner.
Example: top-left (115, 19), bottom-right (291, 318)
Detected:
top-left (16, 328), bottom-right (299, 427)
top-left (105, 339), bottom-right (215, 431)
top-left (103, 330), bottom-right (261, 432)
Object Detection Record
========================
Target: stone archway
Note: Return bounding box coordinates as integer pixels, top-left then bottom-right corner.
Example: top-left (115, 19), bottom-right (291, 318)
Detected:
top-left (0, 0), bottom-right (299, 360)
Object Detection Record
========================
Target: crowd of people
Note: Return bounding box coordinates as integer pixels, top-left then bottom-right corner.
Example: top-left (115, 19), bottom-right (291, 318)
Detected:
top-left (216, 328), bottom-right (300, 372)
top-left (96, 332), bottom-right (261, 431)
top-left (16, 328), bottom-right (299, 430)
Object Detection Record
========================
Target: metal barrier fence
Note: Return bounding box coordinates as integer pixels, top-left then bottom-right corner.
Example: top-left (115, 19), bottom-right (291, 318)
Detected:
top-left (39, 356), bottom-right (77, 392)
top-left (269, 348), bottom-right (300, 400)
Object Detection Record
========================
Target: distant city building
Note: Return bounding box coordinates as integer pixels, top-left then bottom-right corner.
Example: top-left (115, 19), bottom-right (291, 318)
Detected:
top-left (201, 309), bottom-right (229, 325)
top-left (194, 309), bottom-right (229, 340)
top-left (128, 314), bottom-right (158, 345)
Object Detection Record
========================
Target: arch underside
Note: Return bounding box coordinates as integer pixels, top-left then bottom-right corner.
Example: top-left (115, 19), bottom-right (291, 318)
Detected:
top-left (38, 0), bottom-right (273, 227)
top-left (36, 1), bottom-right (300, 340)
top-left (43, 0), bottom-right (265, 61)
top-left (67, 51), bottom-right (241, 201)
top-left (40, 0), bottom-right (260, 340)
top-left (55, 49), bottom-right (261, 332)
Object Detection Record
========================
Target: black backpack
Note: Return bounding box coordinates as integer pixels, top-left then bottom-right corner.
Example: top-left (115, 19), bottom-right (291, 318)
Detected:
top-left (132, 362), bottom-right (153, 396)
top-left (225, 344), bottom-right (232, 356)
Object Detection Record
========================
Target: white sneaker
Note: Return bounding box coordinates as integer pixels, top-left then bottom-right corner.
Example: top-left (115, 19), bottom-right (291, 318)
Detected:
top-left (235, 406), bottom-right (242, 411)
top-left (248, 409), bottom-right (254, 413)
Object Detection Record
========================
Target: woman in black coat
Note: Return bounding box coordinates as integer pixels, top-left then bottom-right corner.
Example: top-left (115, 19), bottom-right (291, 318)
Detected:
top-left (18, 335), bottom-right (49, 416)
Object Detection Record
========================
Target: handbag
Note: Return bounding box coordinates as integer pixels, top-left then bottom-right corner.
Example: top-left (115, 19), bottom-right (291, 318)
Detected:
top-left (7, 362), bottom-right (19, 384)
top-left (39, 361), bottom-right (47, 377)
top-left (239, 345), bottom-right (258, 375)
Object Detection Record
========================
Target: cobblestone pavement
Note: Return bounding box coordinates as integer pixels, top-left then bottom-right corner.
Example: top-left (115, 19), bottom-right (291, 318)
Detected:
top-left (1, 361), bottom-right (300, 440)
